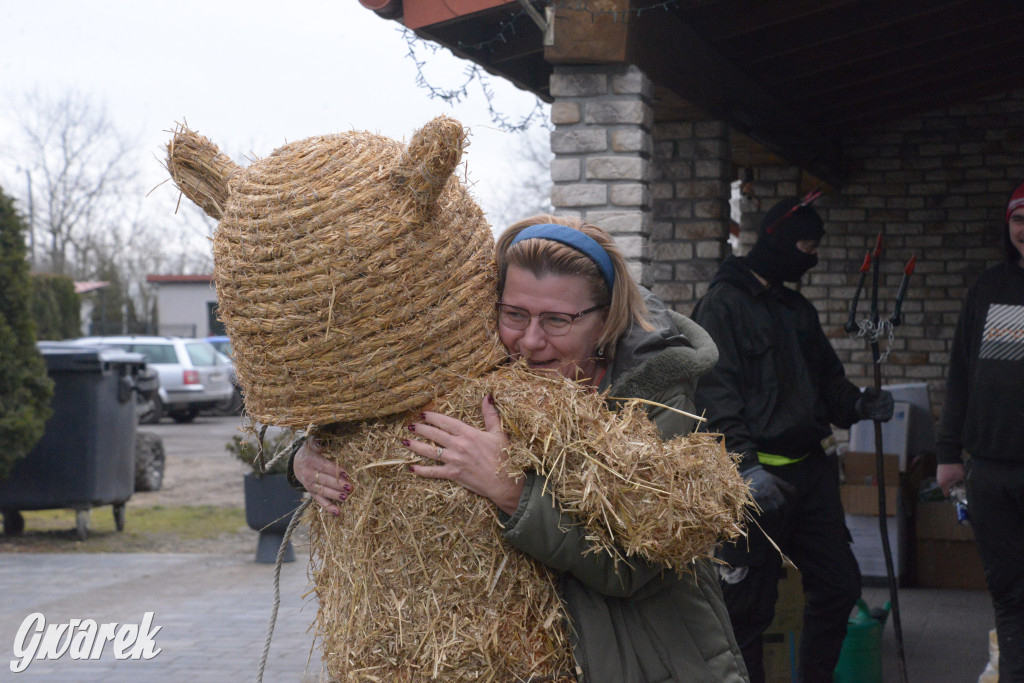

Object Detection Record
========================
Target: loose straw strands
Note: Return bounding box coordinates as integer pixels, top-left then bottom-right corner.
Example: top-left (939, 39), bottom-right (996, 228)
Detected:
top-left (439, 363), bottom-right (753, 569)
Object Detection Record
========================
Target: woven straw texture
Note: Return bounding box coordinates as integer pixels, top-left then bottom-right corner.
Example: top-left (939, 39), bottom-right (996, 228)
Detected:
top-left (309, 363), bottom-right (750, 681)
top-left (166, 117), bottom-right (505, 426)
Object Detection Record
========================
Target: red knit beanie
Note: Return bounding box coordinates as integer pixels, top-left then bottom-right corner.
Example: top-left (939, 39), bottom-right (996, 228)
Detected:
top-left (1007, 181), bottom-right (1024, 224)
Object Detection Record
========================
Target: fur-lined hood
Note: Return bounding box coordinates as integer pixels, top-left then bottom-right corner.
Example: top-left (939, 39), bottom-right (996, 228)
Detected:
top-left (602, 288), bottom-right (719, 400)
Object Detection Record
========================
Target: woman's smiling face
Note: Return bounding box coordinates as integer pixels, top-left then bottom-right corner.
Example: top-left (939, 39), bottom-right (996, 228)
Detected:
top-left (498, 265), bottom-right (608, 384)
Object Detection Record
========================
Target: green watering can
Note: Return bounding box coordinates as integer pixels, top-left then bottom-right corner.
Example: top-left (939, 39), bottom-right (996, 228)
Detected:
top-left (833, 599), bottom-right (891, 683)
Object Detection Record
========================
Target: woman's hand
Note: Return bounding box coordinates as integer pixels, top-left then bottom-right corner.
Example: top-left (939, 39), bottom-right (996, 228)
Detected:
top-left (294, 437), bottom-right (352, 516)
top-left (403, 395), bottom-right (524, 515)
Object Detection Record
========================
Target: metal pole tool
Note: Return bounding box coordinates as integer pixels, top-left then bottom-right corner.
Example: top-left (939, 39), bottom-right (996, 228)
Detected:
top-left (846, 234), bottom-right (916, 683)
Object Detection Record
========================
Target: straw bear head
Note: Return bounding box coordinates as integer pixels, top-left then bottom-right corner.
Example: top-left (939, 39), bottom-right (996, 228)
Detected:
top-left (166, 116), bottom-right (505, 427)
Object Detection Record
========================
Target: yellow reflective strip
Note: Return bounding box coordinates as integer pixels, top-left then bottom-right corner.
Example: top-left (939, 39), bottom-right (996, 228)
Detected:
top-left (757, 451), bottom-right (809, 466)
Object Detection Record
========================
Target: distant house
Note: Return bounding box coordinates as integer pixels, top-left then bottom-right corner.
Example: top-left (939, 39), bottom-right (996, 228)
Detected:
top-left (74, 281), bottom-right (110, 336)
top-left (146, 274), bottom-right (223, 338)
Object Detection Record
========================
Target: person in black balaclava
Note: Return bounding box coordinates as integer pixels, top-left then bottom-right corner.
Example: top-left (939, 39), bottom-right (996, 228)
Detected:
top-left (744, 197), bottom-right (825, 284)
top-left (692, 197), bottom-right (894, 683)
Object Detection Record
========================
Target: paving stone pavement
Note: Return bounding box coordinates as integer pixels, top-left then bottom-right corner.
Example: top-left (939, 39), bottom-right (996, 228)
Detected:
top-left (0, 554), bottom-right (1000, 682)
top-left (0, 552), bottom-right (324, 682)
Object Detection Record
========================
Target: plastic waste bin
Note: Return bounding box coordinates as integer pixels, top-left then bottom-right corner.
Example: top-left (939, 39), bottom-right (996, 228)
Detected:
top-left (0, 342), bottom-right (147, 540)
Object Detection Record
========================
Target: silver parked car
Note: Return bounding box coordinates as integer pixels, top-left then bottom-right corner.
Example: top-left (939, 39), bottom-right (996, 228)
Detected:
top-left (70, 336), bottom-right (234, 423)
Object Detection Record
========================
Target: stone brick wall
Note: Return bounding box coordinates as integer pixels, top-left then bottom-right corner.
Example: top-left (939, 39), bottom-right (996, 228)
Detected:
top-left (648, 89), bottom-right (1024, 421)
top-left (551, 72), bottom-right (1024, 426)
top-left (549, 64), bottom-right (654, 285)
top-left (814, 89), bottom-right (1024, 417)
top-left (650, 120), bottom-right (733, 308)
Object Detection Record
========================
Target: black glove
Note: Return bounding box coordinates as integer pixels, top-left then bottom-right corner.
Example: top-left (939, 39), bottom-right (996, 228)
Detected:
top-left (743, 464), bottom-right (794, 514)
top-left (856, 387), bottom-right (895, 422)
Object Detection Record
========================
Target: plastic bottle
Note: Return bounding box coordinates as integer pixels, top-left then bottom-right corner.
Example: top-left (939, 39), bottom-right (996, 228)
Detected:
top-left (949, 484), bottom-right (970, 524)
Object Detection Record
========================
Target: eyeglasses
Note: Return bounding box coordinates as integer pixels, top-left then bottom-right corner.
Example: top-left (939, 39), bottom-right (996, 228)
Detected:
top-left (496, 302), bottom-right (607, 336)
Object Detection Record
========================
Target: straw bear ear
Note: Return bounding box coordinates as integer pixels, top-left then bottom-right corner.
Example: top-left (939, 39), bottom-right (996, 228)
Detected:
top-left (165, 124), bottom-right (242, 220)
top-left (397, 116), bottom-right (465, 210)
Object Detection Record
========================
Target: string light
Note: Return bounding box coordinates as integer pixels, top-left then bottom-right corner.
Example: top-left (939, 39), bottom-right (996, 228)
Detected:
top-left (402, 0), bottom-right (681, 132)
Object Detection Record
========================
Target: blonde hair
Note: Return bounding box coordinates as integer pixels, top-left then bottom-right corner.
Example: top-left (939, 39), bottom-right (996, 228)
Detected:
top-left (495, 215), bottom-right (653, 362)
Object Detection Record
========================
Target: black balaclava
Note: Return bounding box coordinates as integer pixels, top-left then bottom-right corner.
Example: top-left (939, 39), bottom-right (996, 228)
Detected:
top-left (744, 197), bottom-right (825, 284)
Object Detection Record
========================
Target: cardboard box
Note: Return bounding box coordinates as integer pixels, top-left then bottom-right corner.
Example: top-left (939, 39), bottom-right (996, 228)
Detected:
top-left (916, 500), bottom-right (974, 541)
top-left (771, 566), bottom-right (804, 632)
top-left (839, 452), bottom-right (907, 516)
top-left (916, 539), bottom-right (987, 590)
top-left (913, 501), bottom-right (987, 590)
top-left (763, 629), bottom-right (799, 683)
top-left (849, 401), bottom-right (913, 470)
top-left (842, 451), bottom-right (900, 484)
top-left (846, 513), bottom-right (908, 583)
top-left (840, 484), bottom-right (900, 516)
top-left (764, 567), bottom-right (803, 682)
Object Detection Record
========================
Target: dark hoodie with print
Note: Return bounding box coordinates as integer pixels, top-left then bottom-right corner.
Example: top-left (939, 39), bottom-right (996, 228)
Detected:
top-left (936, 182), bottom-right (1024, 465)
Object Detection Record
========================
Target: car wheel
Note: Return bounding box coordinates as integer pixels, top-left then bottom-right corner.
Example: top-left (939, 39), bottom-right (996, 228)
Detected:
top-left (75, 509), bottom-right (89, 541)
top-left (113, 503), bottom-right (126, 532)
top-left (139, 395), bottom-right (164, 424)
top-left (2, 509), bottom-right (25, 536)
top-left (134, 431), bottom-right (166, 492)
top-left (214, 385), bottom-right (244, 415)
top-left (170, 408), bottom-right (199, 424)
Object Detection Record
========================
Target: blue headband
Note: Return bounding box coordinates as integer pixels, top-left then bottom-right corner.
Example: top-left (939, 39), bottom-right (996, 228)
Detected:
top-left (509, 224), bottom-right (616, 292)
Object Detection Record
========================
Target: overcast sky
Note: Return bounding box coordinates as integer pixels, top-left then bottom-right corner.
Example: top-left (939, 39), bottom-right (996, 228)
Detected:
top-left (0, 0), bottom-right (548, 238)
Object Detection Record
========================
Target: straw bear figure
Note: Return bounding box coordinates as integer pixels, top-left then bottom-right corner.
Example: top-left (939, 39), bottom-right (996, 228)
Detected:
top-left (166, 116), bottom-right (750, 682)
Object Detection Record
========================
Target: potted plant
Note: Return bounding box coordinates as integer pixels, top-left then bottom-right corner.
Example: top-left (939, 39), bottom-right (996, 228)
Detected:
top-left (227, 429), bottom-right (305, 563)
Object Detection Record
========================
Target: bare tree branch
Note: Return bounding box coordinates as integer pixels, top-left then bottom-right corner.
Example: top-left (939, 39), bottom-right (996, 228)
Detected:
top-left (12, 90), bottom-right (132, 276)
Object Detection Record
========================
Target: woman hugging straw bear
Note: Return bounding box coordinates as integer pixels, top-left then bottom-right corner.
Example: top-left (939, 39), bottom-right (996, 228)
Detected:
top-left (166, 115), bottom-right (752, 682)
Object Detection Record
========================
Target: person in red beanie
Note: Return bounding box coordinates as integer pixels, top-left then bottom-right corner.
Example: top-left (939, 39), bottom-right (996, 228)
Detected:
top-left (937, 180), bottom-right (1024, 681)
top-left (691, 197), bottom-right (895, 683)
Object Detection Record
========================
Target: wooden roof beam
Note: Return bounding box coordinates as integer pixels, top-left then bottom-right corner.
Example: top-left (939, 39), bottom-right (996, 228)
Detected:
top-left (634, 10), bottom-right (846, 186)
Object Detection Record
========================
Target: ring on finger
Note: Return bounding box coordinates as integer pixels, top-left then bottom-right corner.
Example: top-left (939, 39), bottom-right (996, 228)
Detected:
top-left (435, 445), bottom-right (444, 459)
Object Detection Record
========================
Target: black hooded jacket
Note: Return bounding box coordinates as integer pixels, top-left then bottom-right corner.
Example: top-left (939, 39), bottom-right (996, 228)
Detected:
top-left (936, 222), bottom-right (1024, 466)
top-left (692, 255), bottom-right (862, 470)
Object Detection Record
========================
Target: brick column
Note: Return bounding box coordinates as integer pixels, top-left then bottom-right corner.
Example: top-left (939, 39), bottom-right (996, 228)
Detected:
top-left (549, 64), bottom-right (653, 286)
top-left (650, 120), bottom-right (732, 311)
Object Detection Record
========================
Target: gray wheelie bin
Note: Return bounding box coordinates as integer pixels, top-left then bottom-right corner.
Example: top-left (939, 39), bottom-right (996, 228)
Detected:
top-left (0, 342), bottom-right (146, 540)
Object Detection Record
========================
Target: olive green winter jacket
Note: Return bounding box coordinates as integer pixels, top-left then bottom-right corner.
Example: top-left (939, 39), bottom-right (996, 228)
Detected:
top-left (499, 293), bottom-right (750, 682)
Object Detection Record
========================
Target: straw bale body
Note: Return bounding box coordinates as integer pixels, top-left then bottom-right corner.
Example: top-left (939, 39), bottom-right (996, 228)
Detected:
top-left (309, 363), bottom-right (749, 681)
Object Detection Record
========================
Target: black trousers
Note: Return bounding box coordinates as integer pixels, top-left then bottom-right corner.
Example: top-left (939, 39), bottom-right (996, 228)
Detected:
top-left (718, 452), bottom-right (861, 683)
top-left (966, 458), bottom-right (1024, 682)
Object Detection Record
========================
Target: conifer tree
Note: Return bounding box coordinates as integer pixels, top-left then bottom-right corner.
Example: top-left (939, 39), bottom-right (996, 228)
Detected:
top-left (0, 186), bottom-right (53, 479)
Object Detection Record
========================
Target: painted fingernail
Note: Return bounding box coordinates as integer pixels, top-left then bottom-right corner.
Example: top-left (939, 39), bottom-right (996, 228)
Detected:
top-left (408, 424), bottom-right (416, 432)
top-left (331, 508), bottom-right (340, 517)
top-left (339, 471), bottom-right (349, 480)
top-left (339, 492), bottom-right (347, 501)
top-left (343, 484), bottom-right (352, 493)
top-left (402, 439), bottom-right (411, 447)
top-left (487, 394), bottom-right (495, 405)
top-left (419, 413), bottom-right (427, 420)
top-left (407, 465), bottom-right (416, 472)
